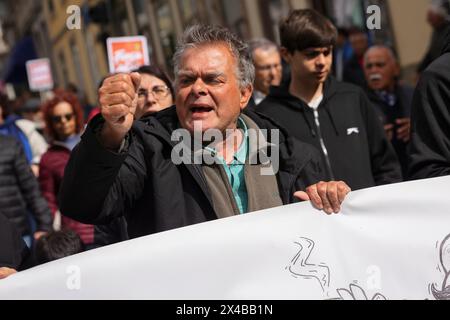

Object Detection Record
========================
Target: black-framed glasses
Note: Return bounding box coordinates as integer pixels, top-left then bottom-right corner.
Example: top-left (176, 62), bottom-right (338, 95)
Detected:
top-left (138, 85), bottom-right (171, 100)
top-left (51, 113), bottom-right (74, 124)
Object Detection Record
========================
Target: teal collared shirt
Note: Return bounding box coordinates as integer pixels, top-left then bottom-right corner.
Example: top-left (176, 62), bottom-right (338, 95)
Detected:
top-left (204, 117), bottom-right (249, 214)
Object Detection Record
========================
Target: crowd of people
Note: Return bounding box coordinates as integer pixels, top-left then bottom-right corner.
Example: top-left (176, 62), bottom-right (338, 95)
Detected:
top-left (1, 4), bottom-right (449, 282)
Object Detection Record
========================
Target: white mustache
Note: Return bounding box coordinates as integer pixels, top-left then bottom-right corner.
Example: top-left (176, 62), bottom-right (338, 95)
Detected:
top-left (369, 74), bottom-right (382, 81)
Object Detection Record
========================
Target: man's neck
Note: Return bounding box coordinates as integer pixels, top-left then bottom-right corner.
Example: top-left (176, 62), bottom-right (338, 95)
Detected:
top-left (213, 128), bottom-right (243, 165)
top-left (289, 78), bottom-right (324, 104)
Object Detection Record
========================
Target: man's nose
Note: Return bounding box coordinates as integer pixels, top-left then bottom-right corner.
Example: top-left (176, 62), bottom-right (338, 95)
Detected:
top-left (192, 79), bottom-right (208, 96)
top-left (316, 54), bottom-right (326, 67)
top-left (146, 91), bottom-right (157, 104)
top-left (269, 65), bottom-right (277, 78)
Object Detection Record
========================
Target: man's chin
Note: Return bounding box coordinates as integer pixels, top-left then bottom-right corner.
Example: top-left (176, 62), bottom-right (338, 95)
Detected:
top-left (184, 119), bottom-right (216, 134)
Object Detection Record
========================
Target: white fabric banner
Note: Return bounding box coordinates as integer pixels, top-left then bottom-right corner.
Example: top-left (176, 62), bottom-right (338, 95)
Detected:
top-left (1, 177), bottom-right (450, 300)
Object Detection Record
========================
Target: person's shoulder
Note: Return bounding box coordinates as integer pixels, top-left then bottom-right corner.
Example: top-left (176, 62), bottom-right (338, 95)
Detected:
top-left (331, 79), bottom-right (365, 96)
top-left (325, 79), bottom-right (369, 112)
top-left (131, 107), bottom-right (178, 151)
top-left (42, 144), bottom-right (69, 158)
top-left (0, 135), bottom-right (20, 148)
top-left (423, 53), bottom-right (450, 78)
top-left (14, 119), bottom-right (37, 135)
top-left (243, 108), bottom-right (287, 132)
top-left (138, 106), bottom-right (177, 129)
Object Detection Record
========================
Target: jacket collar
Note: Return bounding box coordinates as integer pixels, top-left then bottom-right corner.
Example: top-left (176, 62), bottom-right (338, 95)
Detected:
top-left (268, 76), bottom-right (339, 109)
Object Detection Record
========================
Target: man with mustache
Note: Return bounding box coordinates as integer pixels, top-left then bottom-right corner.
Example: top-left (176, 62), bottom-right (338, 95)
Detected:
top-left (257, 9), bottom-right (402, 191)
top-left (363, 46), bottom-right (414, 178)
top-left (59, 25), bottom-right (351, 240)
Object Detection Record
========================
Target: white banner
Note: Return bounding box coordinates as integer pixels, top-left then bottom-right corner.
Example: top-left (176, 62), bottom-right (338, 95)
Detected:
top-left (1, 177), bottom-right (450, 300)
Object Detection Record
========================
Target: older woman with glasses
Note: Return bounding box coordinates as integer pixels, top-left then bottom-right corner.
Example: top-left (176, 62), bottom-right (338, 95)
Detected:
top-left (134, 65), bottom-right (174, 119)
top-left (38, 90), bottom-right (94, 246)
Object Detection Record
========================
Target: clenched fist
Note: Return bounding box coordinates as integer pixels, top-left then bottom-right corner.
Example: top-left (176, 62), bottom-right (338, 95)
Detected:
top-left (98, 73), bottom-right (141, 150)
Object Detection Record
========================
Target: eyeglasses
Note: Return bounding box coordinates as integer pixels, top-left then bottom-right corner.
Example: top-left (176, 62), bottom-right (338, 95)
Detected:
top-left (51, 113), bottom-right (74, 124)
top-left (255, 63), bottom-right (282, 72)
top-left (138, 85), bottom-right (171, 100)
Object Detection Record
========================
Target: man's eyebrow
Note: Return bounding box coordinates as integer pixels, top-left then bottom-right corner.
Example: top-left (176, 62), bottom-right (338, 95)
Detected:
top-left (204, 71), bottom-right (225, 78)
top-left (178, 70), bottom-right (196, 77)
top-left (178, 70), bottom-right (225, 78)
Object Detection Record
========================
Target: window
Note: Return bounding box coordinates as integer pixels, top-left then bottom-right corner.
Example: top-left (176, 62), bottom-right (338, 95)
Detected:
top-left (132, 0), bottom-right (154, 64)
top-left (58, 51), bottom-right (68, 88)
top-left (258, 0), bottom-right (291, 43)
top-left (153, 0), bottom-right (176, 68)
top-left (47, 0), bottom-right (55, 16)
top-left (70, 39), bottom-right (84, 92)
top-left (320, 0), bottom-right (395, 48)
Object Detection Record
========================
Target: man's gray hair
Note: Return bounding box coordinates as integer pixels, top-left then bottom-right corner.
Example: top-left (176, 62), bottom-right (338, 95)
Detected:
top-left (173, 24), bottom-right (255, 89)
top-left (248, 38), bottom-right (279, 58)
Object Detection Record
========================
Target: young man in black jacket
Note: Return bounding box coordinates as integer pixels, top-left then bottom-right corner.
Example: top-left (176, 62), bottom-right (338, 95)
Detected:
top-left (409, 30), bottom-right (450, 180)
top-left (257, 9), bottom-right (402, 191)
top-left (59, 25), bottom-right (351, 240)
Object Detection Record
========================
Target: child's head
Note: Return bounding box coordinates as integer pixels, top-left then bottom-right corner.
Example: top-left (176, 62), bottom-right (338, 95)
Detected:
top-left (34, 230), bottom-right (85, 265)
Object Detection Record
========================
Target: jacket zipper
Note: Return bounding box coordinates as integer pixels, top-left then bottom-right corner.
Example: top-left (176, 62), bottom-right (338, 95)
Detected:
top-left (312, 108), bottom-right (335, 180)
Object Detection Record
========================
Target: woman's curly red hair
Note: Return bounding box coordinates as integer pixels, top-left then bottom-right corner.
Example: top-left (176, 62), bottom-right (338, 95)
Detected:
top-left (42, 90), bottom-right (85, 141)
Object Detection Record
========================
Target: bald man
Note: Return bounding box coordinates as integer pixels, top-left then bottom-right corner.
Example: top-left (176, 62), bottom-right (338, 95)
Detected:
top-left (363, 46), bottom-right (414, 178)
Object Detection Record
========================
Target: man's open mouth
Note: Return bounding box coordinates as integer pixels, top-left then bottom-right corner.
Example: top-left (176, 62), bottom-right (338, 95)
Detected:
top-left (190, 106), bottom-right (214, 113)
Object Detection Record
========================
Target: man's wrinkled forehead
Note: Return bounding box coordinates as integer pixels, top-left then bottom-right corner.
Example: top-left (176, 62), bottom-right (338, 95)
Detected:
top-left (364, 48), bottom-right (395, 64)
top-left (180, 42), bottom-right (234, 64)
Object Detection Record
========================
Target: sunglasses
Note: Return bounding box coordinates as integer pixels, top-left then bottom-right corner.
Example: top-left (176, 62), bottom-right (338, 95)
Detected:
top-left (51, 113), bottom-right (74, 123)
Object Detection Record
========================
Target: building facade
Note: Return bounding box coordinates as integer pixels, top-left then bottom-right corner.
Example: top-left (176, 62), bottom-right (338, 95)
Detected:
top-left (1, 0), bottom-right (435, 105)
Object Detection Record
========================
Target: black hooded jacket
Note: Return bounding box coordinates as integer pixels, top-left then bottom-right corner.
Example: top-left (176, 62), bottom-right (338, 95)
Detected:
top-left (257, 77), bottom-right (402, 191)
top-left (0, 136), bottom-right (52, 236)
top-left (59, 107), bottom-right (325, 239)
top-left (409, 31), bottom-right (450, 180)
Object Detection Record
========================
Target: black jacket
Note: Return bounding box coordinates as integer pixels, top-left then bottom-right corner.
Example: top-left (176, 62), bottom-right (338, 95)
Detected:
top-left (59, 107), bottom-right (324, 239)
top-left (0, 212), bottom-right (32, 270)
top-left (257, 77), bottom-right (402, 191)
top-left (409, 32), bottom-right (450, 180)
top-left (366, 84), bottom-right (414, 177)
top-left (0, 135), bottom-right (52, 236)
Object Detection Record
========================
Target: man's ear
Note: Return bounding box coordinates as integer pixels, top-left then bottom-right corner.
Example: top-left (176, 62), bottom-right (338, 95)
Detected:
top-left (280, 47), bottom-right (292, 63)
top-left (240, 84), bottom-right (253, 110)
